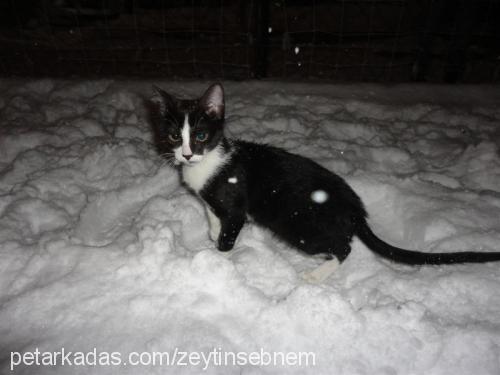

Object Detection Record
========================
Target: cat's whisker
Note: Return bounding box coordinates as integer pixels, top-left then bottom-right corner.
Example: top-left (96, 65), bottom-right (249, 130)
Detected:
top-left (157, 153), bottom-right (177, 167)
top-left (159, 159), bottom-right (177, 168)
top-left (159, 152), bottom-right (174, 157)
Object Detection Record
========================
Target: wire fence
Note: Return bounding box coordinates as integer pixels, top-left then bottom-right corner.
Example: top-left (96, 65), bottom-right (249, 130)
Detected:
top-left (1, 0), bottom-right (499, 82)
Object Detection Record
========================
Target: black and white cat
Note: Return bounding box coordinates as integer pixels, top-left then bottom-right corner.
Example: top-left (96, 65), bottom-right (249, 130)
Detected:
top-left (151, 83), bottom-right (500, 278)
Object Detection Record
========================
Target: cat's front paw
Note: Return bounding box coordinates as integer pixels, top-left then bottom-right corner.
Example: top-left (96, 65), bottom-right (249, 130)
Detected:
top-left (217, 237), bottom-right (235, 252)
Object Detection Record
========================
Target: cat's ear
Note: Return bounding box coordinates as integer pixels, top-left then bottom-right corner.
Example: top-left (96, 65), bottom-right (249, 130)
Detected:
top-left (200, 83), bottom-right (224, 120)
top-left (151, 85), bottom-right (176, 115)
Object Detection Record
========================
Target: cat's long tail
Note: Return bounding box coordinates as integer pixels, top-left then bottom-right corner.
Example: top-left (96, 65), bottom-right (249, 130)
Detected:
top-left (356, 221), bottom-right (500, 265)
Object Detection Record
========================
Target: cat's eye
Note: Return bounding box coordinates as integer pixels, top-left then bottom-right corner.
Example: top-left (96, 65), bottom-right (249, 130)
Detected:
top-left (195, 131), bottom-right (208, 142)
top-left (168, 133), bottom-right (180, 142)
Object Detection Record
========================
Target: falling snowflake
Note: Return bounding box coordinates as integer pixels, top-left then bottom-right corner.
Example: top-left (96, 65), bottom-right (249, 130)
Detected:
top-left (311, 190), bottom-right (329, 204)
top-left (228, 177), bottom-right (238, 184)
top-left (294, 46), bottom-right (300, 54)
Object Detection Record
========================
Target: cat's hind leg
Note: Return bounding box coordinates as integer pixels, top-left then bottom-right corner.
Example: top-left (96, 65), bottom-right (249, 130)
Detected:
top-left (302, 257), bottom-right (341, 283)
top-left (301, 239), bottom-right (352, 283)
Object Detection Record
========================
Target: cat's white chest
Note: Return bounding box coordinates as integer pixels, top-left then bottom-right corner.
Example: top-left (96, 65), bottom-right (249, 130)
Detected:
top-left (182, 146), bottom-right (229, 193)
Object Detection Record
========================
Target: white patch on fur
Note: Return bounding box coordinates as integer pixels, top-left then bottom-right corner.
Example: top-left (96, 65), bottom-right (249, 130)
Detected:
top-left (182, 145), bottom-right (230, 193)
top-left (189, 154), bottom-right (203, 163)
top-left (173, 146), bottom-right (183, 163)
top-left (181, 114), bottom-right (192, 157)
top-left (205, 204), bottom-right (221, 241)
top-left (302, 257), bottom-right (340, 283)
top-left (311, 190), bottom-right (329, 204)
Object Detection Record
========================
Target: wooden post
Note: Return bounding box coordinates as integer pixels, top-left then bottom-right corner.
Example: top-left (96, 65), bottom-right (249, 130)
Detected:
top-left (254, 0), bottom-right (269, 78)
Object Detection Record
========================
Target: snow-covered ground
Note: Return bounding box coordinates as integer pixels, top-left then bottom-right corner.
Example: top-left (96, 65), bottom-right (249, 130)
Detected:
top-left (1, 79), bottom-right (500, 374)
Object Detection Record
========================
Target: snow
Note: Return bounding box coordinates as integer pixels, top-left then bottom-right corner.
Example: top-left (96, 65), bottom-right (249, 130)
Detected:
top-left (1, 79), bottom-right (500, 374)
top-left (310, 190), bottom-right (329, 204)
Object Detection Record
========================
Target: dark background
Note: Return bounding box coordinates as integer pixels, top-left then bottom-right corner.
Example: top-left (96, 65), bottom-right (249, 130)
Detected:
top-left (1, 0), bottom-right (499, 83)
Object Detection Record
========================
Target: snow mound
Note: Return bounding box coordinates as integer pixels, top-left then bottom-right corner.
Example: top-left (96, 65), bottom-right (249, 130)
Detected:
top-left (0, 80), bottom-right (499, 374)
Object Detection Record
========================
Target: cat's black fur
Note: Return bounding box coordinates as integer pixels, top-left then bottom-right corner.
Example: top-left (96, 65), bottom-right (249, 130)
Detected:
top-left (201, 140), bottom-right (362, 260)
top-left (152, 83), bottom-right (500, 266)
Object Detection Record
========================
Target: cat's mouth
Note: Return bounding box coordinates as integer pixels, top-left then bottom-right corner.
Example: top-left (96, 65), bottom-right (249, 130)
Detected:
top-left (178, 155), bottom-right (204, 165)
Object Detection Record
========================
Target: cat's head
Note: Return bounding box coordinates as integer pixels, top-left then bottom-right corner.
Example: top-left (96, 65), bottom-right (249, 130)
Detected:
top-left (151, 83), bottom-right (225, 165)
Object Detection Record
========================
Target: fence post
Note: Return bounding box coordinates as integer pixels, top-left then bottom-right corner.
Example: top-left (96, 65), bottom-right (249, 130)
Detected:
top-left (254, 0), bottom-right (270, 78)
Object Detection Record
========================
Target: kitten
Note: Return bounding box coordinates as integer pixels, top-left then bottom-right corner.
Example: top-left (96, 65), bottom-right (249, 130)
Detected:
top-left (151, 83), bottom-right (500, 275)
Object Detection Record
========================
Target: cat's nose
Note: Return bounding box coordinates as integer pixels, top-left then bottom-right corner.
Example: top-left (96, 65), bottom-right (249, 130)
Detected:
top-left (183, 154), bottom-right (193, 160)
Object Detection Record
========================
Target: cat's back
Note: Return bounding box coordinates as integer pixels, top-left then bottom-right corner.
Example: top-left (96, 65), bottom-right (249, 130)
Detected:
top-left (231, 139), bottom-right (365, 217)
